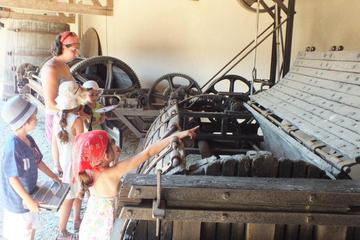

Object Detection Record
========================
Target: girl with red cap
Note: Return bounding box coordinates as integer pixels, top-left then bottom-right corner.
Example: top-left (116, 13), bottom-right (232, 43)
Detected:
top-left (73, 127), bottom-right (198, 240)
top-left (40, 31), bottom-right (81, 143)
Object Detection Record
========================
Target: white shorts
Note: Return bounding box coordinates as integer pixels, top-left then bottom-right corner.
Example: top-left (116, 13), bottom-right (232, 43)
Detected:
top-left (2, 209), bottom-right (39, 240)
top-left (66, 181), bottom-right (80, 199)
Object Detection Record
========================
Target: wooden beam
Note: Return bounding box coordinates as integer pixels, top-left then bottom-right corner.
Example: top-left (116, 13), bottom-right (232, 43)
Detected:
top-left (120, 205), bottom-right (360, 226)
top-left (0, 9), bottom-right (75, 23)
top-left (91, 0), bottom-right (102, 7)
top-left (0, 0), bottom-right (113, 16)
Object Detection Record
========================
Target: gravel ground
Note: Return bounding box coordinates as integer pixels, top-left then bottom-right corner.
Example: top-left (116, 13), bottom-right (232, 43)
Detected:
top-left (0, 104), bottom-right (75, 240)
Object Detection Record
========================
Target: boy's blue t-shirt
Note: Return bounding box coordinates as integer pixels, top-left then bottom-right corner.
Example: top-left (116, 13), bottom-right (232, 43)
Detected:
top-left (0, 134), bottom-right (41, 213)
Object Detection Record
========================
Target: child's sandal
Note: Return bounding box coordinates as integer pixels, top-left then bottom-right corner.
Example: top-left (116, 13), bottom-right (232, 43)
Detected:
top-left (73, 220), bottom-right (81, 233)
top-left (56, 230), bottom-right (75, 240)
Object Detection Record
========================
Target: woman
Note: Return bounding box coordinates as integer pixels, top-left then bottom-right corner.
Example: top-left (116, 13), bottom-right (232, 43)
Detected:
top-left (40, 31), bottom-right (81, 142)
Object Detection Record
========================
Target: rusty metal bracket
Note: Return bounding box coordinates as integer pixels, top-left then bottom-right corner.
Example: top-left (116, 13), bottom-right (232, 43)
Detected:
top-left (153, 169), bottom-right (165, 237)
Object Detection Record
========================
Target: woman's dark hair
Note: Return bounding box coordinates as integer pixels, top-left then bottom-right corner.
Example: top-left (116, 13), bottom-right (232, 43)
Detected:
top-left (51, 31), bottom-right (77, 56)
top-left (51, 34), bottom-right (63, 56)
top-left (57, 110), bottom-right (71, 143)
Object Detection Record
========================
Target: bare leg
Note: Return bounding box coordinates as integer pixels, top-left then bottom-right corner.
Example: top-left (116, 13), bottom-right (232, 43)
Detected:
top-left (59, 199), bottom-right (75, 232)
top-left (30, 229), bottom-right (35, 240)
top-left (73, 198), bottom-right (82, 231)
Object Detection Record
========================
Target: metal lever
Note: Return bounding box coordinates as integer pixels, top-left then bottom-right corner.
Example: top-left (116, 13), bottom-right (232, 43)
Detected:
top-left (153, 169), bottom-right (165, 237)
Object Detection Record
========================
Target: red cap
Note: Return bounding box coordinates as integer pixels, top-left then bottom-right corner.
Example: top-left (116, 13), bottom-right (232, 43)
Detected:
top-left (60, 31), bottom-right (80, 45)
top-left (74, 130), bottom-right (109, 174)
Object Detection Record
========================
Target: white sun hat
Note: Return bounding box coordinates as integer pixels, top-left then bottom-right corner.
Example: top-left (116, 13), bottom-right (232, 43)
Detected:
top-left (55, 81), bottom-right (81, 110)
top-left (82, 80), bottom-right (103, 95)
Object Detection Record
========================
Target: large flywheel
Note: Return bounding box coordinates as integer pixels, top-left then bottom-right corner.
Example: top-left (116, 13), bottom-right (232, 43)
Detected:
top-left (147, 73), bottom-right (201, 109)
top-left (70, 56), bottom-right (140, 93)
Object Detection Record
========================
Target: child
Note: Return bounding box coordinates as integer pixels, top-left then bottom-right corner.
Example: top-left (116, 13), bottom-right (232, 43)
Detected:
top-left (0, 95), bottom-right (60, 240)
top-left (82, 80), bottom-right (105, 131)
top-left (74, 127), bottom-right (198, 240)
top-left (52, 81), bottom-right (84, 239)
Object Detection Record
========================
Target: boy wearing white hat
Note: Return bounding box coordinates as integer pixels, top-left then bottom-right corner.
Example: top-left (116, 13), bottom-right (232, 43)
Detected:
top-left (0, 95), bottom-right (60, 240)
top-left (82, 80), bottom-right (106, 131)
top-left (51, 81), bottom-right (84, 239)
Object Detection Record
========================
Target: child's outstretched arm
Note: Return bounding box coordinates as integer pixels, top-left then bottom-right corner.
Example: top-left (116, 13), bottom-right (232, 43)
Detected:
top-left (9, 177), bottom-right (40, 212)
top-left (107, 126), bottom-right (198, 180)
top-left (38, 161), bottom-right (61, 184)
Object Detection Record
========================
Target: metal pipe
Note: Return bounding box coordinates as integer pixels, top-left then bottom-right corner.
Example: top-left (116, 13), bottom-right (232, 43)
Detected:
top-left (215, 18), bottom-right (288, 82)
top-left (275, 3), bottom-right (281, 83)
top-left (156, 169), bottom-right (162, 208)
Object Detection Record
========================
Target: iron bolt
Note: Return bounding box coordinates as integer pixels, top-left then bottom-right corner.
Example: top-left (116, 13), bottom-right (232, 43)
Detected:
top-left (221, 213), bottom-right (228, 221)
top-left (306, 216), bottom-right (313, 223)
top-left (134, 188), bottom-right (141, 196)
top-left (127, 210), bottom-right (133, 217)
top-left (171, 157), bottom-right (180, 167)
top-left (309, 194), bottom-right (315, 203)
top-left (222, 192), bottom-right (230, 200)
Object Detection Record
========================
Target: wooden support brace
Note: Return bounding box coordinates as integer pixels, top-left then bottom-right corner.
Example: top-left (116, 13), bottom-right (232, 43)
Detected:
top-left (0, 0), bottom-right (113, 16)
top-left (0, 9), bottom-right (75, 23)
top-left (120, 206), bottom-right (360, 226)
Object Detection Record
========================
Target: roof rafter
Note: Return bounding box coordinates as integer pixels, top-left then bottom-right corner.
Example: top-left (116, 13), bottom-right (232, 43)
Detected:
top-left (0, 8), bottom-right (75, 23)
top-left (0, 0), bottom-right (113, 16)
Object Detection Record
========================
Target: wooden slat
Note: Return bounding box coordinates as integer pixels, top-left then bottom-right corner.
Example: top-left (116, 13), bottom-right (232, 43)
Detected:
top-left (123, 174), bottom-right (360, 195)
top-left (268, 84), bottom-right (360, 121)
top-left (285, 71), bottom-right (360, 96)
top-left (247, 155), bottom-right (277, 240)
top-left (297, 51), bottom-right (360, 62)
top-left (314, 225), bottom-right (347, 240)
top-left (261, 91), bottom-right (360, 158)
top-left (217, 157), bottom-right (237, 240)
top-left (202, 158), bottom-right (221, 240)
top-left (246, 224), bottom-right (275, 240)
top-left (251, 94), bottom-right (359, 160)
top-left (133, 220), bottom-right (147, 240)
top-left (147, 220), bottom-right (157, 240)
top-left (265, 87), bottom-right (360, 138)
top-left (291, 66), bottom-right (360, 85)
top-left (293, 59), bottom-right (360, 74)
top-left (161, 220), bottom-right (173, 240)
top-left (251, 92), bottom-right (360, 159)
top-left (120, 206), bottom-right (360, 226)
top-left (231, 155), bottom-right (249, 240)
top-left (274, 160), bottom-right (293, 239)
top-left (173, 221), bottom-right (201, 240)
top-left (279, 78), bottom-right (360, 108)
